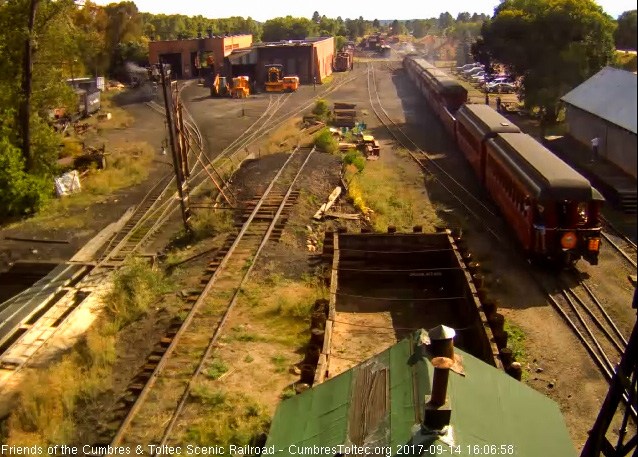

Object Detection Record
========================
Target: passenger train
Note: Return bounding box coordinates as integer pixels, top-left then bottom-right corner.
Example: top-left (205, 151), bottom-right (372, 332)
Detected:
top-left (403, 56), bottom-right (603, 266)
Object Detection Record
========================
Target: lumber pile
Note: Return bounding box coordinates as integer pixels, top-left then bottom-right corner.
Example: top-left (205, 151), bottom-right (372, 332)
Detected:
top-left (333, 102), bottom-right (356, 128)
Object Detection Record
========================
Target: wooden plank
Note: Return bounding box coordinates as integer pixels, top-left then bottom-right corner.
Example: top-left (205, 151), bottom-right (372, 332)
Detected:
top-left (70, 206), bottom-right (136, 262)
top-left (313, 187), bottom-right (342, 220)
top-left (314, 353), bottom-right (327, 385)
top-left (324, 212), bottom-right (360, 220)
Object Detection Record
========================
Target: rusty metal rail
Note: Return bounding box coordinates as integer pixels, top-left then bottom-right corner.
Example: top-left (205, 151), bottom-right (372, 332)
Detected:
top-left (101, 147), bottom-right (314, 453)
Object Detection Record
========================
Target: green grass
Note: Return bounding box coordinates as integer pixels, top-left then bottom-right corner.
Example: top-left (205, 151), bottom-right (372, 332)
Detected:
top-left (280, 387), bottom-right (296, 400)
top-left (343, 149), bottom-right (366, 172)
top-left (313, 128), bottom-right (339, 154)
top-left (206, 359), bottom-right (229, 380)
top-left (190, 209), bottom-right (234, 241)
top-left (504, 322), bottom-right (526, 362)
top-left (244, 355), bottom-right (254, 363)
top-left (103, 258), bottom-right (171, 330)
top-left (182, 390), bottom-right (270, 446)
top-left (347, 160), bottom-right (439, 232)
top-left (271, 354), bottom-right (288, 373)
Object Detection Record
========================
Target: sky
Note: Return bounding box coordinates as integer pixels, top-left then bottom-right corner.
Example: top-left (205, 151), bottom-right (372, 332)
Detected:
top-left (93, 0), bottom-right (636, 22)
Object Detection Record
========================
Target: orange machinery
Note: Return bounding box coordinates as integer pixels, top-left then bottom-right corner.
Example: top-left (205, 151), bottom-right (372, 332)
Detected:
top-left (265, 64), bottom-right (299, 92)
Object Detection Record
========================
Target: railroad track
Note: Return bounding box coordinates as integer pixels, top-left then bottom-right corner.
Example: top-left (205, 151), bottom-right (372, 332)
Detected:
top-left (600, 215), bottom-right (637, 269)
top-left (538, 269), bottom-right (636, 418)
top-left (366, 61), bottom-right (507, 243)
top-left (91, 147), bottom-right (315, 454)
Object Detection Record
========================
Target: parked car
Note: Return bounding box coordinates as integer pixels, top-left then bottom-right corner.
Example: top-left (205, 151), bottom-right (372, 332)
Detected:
top-left (463, 67), bottom-right (484, 77)
top-left (455, 63), bottom-right (480, 73)
top-left (487, 82), bottom-right (517, 93)
top-left (471, 71), bottom-right (486, 81)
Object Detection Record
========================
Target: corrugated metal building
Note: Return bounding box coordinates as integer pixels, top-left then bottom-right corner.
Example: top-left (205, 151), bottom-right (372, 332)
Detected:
top-left (561, 67), bottom-right (637, 178)
top-left (266, 332), bottom-right (576, 456)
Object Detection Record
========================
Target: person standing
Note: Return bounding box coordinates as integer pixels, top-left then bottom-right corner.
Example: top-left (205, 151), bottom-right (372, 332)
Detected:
top-left (533, 204), bottom-right (547, 253)
top-left (496, 96), bottom-right (502, 113)
top-left (590, 137), bottom-right (600, 162)
top-left (485, 92), bottom-right (489, 105)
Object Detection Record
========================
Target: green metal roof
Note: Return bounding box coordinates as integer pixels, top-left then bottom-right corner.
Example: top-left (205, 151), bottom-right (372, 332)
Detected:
top-left (265, 333), bottom-right (576, 456)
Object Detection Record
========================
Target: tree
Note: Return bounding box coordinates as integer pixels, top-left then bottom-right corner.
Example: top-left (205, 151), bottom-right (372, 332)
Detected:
top-left (614, 10), bottom-right (637, 50)
top-left (373, 18), bottom-right (380, 28)
top-left (391, 19), bottom-right (400, 35)
top-left (473, 0), bottom-right (615, 126)
top-left (312, 11), bottom-right (320, 23)
top-left (438, 12), bottom-right (454, 30)
top-left (457, 12), bottom-right (471, 23)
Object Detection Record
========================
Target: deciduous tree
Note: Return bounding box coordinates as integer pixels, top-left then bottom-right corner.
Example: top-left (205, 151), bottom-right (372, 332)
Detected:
top-left (614, 10), bottom-right (637, 50)
top-left (473, 0), bottom-right (615, 125)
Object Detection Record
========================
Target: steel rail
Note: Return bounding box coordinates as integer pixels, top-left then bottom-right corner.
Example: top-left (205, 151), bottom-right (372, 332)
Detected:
top-left (108, 146), bottom-right (303, 451)
top-left (152, 147), bottom-right (316, 452)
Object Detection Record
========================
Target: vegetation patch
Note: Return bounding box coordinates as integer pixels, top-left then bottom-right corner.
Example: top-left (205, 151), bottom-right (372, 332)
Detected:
top-left (504, 322), bottom-right (526, 363)
top-left (342, 149), bottom-right (366, 172)
top-left (313, 128), bottom-right (338, 154)
top-left (184, 388), bottom-right (269, 446)
top-left (347, 160), bottom-right (439, 232)
top-left (104, 258), bottom-right (171, 329)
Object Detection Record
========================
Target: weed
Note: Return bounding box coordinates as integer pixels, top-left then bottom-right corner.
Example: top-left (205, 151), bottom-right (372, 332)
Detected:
top-left (235, 333), bottom-right (262, 342)
top-left (191, 209), bottom-right (234, 241)
top-left (313, 129), bottom-right (338, 154)
top-left (271, 354), bottom-right (287, 373)
top-left (244, 355), bottom-right (254, 363)
top-left (103, 258), bottom-right (170, 329)
top-left (190, 385), bottom-right (227, 408)
top-left (504, 322), bottom-right (526, 362)
top-left (206, 360), bottom-right (229, 380)
top-left (182, 391), bottom-right (269, 446)
top-left (280, 388), bottom-right (296, 400)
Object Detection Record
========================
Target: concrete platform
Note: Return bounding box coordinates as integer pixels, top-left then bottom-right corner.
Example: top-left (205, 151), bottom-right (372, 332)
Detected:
top-left (545, 135), bottom-right (637, 215)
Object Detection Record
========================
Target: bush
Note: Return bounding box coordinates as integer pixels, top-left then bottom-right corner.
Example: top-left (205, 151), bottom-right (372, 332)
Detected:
top-left (0, 137), bottom-right (52, 218)
top-left (312, 98), bottom-right (328, 117)
top-left (104, 258), bottom-right (170, 329)
top-left (313, 129), bottom-right (338, 154)
top-left (343, 149), bottom-right (366, 172)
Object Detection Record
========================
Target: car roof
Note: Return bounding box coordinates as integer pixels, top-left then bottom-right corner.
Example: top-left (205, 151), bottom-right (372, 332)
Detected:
top-left (488, 133), bottom-right (604, 202)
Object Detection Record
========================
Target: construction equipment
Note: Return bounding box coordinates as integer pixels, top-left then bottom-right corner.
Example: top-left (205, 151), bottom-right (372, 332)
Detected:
top-left (359, 135), bottom-right (380, 160)
top-left (265, 64), bottom-right (299, 92)
top-left (230, 76), bottom-right (250, 98)
top-left (210, 74), bottom-right (230, 97)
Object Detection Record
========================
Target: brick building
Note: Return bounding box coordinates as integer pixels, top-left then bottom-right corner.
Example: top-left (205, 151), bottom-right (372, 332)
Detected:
top-left (148, 34), bottom-right (252, 79)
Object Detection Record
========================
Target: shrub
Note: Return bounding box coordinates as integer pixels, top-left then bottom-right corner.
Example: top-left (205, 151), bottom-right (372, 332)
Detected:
top-left (312, 98), bottom-right (329, 117)
top-left (0, 137), bottom-right (52, 218)
top-left (313, 129), bottom-right (338, 154)
top-left (343, 149), bottom-right (366, 172)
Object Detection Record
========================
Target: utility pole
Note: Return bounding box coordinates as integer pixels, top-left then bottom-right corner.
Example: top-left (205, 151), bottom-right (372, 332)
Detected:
top-left (21, 0), bottom-right (39, 171)
top-left (160, 62), bottom-right (191, 233)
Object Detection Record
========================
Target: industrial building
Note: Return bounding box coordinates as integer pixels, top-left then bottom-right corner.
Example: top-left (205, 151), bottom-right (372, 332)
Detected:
top-left (561, 67), bottom-right (637, 179)
top-left (228, 37), bottom-right (335, 87)
top-left (148, 35), bottom-right (334, 88)
top-left (148, 34), bottom-right (253, 79)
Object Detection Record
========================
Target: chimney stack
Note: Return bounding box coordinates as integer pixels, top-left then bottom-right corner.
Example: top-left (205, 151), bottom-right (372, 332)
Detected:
top-left (423, 357), bottom-right (454, 431)
top-left (428, 325), bottom-right (456, 359)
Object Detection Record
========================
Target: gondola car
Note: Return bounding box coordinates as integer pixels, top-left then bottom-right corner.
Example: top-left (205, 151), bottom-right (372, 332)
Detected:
top-left (402, 55), bottom-right (603, 266)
